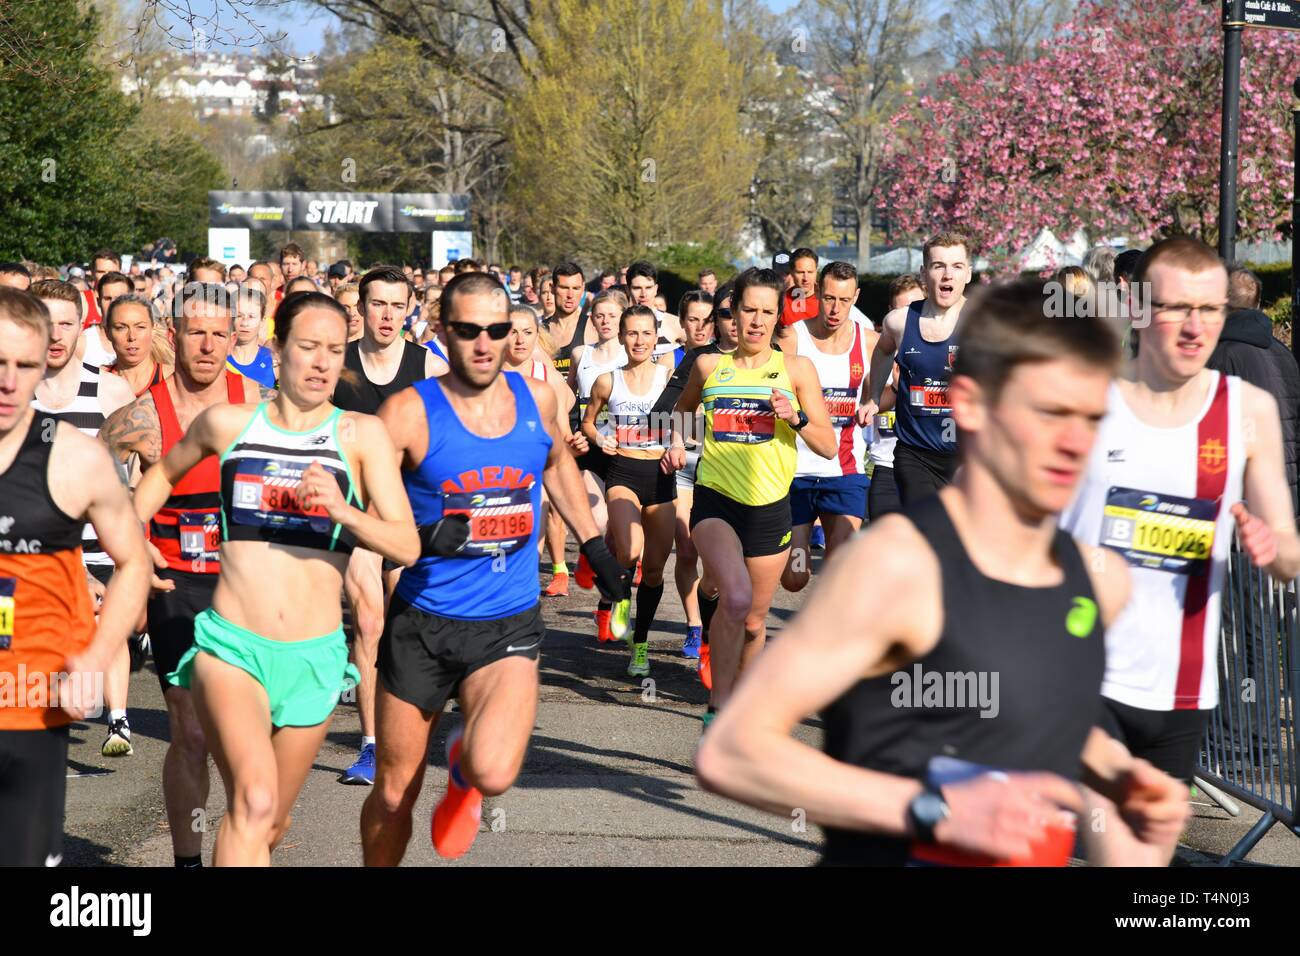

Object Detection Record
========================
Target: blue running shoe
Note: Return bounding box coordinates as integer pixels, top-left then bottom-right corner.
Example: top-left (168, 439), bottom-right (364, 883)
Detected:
top-left (682, 626), bottom-right (702, 659)
top-left (810, 525), bottom-right (826, 550)
top-left (341, 743), bottom-right (376, 785)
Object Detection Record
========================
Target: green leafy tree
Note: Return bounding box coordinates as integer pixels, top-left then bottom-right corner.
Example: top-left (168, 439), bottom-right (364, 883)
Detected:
top-left (508, 0), bottom-right (754, 265)
top-left (0, 0), bottom-right (140, 261)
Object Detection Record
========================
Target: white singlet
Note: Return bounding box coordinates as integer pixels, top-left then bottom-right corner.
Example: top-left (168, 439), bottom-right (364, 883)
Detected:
top-left (793, 320), bottom-right (868, 478)
top-left (1060, 372), bottom-right (1244, 711)
top-left (607, 364), bottom-right (670, 451)
top-left (576, 344), bottom-right (625, 438)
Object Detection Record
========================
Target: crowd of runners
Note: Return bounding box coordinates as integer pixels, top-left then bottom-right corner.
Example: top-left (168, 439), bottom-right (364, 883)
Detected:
top-left (0, 231), bottom-right (1296, 867)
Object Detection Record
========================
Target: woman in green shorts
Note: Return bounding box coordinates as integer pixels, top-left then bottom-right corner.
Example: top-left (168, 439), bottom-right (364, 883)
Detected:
top-left (134, 292), bottom-right (419, 865)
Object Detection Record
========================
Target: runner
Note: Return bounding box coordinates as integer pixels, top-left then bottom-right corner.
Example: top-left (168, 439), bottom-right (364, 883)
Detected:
top-left (1060, 237), bottom-right (1300, 783)
top-left (101, 280), bottom-right (267, 867)
top-left (663, 268), bottom-right (836, 724)
top-left (655, 289), bottom-right (738, 674)
top-left (505, 304), bottom-right (589, 598)
top-left (226, 286), bottom-right (277, 388)
top-left (698, 269), bottom-right (718, 296)
top-left (337, 283), bottom-right (363, 343)
top-left (864, 275), bottom-right (925, 522)
top-left (133, 291), bottom-right (419, 865)
top-left (0, 286), bottom-right (152, 867)
top-left (780, 262), bottom-right (876, 593)
top-left (625, 261), bottom-right (685, 359)
top-left (697, 279), bottom-right (1190, 867)
top-left (0, 262), bottom-right (32, 291)
top-left (29, 279), bottom-right (139, 756)
top-left (82, 271), bottom-right (129, 368)
top-left (859, 233), bottom-right (973, 506)
top-left (567, 290), bottom-right (627, 625)
top-left (666, 290), bottom-right (715, 656)
top-left (104, 293), bottom-right (172, 397)
top-left (582, 305), bottom-right (676, 675)
top-left (188, 257), bottom-right (227, 285)
top-left (360, 272), bottom-right (626, 863)
top-left (332, 266), bottom-right (443, 786)
top-left (541, 262), bottom-right (590, 378)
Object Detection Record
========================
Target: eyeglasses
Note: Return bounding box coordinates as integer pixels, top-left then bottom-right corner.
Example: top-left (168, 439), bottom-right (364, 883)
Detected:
top-left (446, 320), bottom-right (512, 341)
top-left (1149, 301), bottom-right (1228, 323)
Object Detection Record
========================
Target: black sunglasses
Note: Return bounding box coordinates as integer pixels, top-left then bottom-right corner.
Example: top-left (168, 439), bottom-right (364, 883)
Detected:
top-left (447, 320), bottom-right (512, 341)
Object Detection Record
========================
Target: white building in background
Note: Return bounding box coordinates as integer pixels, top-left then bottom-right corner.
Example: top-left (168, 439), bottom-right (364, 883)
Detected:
top-left (120, 52), bottom-right (325, 120)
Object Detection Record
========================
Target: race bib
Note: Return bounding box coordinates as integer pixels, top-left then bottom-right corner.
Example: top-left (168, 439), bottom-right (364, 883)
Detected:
top-left (1101, 486), bottom-right (1217, 575)
top-left (909, 383), bottom-right (950, 414)
top-left (178, 510), bottom-right (221, 566)
top-left (230, 457), bottom-right (337, 536)
top-left (615, 414), bottom-right (662, 449)
top-left (0, 576), bottom-right (14, 651)
top-left (823, 387), bottom-right (856, 428)
top-left (711, 397), bottom-right (775, 444)
top-left (579, 402), bottom-right (609, 428)
top-left (442, 485), bottom-right (536, 557)
top-left (875, 411), bottom-right (896, 438)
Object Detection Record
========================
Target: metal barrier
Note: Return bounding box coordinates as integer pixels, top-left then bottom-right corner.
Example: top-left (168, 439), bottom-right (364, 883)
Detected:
top-left (1195, 539), bottom-right (1300, 863)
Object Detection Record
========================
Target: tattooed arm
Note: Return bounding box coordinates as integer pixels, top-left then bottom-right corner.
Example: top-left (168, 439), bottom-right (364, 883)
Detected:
top-left (98, 393), bottom-right (163, 486)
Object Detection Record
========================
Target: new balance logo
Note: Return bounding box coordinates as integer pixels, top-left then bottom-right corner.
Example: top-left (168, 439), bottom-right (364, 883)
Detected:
top-left (1107, 449), bottom-right (1125, 462)
top-left (302, 435), bottom-right (329, 446)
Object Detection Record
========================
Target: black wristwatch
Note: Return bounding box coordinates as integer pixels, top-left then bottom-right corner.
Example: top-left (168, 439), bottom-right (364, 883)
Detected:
top-left (906, 786), bottom-right (951, 844)
top-left (791, 410), bottom-right (810, 431)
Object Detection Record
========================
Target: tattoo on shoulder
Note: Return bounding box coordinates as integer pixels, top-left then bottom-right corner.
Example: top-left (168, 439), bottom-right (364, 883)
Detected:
top-left (101, 394), bottom-right (162, 466)
top-left (258, 385), bottom-right (278, 401)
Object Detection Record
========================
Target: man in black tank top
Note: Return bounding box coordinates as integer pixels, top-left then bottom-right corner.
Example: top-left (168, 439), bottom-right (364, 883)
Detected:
top-left (331, 267), bottom-right (443, 786)
top-left (542, 263), bottom-right (590, 377)
top-left (697, 280), bottom-right (1189, 867)
top-left (332, 267), bottom-right (444, 415)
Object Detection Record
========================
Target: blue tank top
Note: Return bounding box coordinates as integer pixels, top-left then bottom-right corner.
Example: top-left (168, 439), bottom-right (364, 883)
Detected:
top-left (226, 346), bottom-right (276, 389)
top-left (894, 303), bottom-right (959, 455)
top-left (425, 337), bottom-right (447, 362)
top-left (395, 372), bottom-right (553, 620)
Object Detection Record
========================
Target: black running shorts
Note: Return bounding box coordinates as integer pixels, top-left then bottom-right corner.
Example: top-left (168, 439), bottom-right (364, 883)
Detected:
top-left (147, 568), bottom-right (218, 694)
top-left (690, 485), bottom-right (792, 558)
top-left (605, 455), bottom-right (675, 506)
top-left (378, 599), bottom-right (544, 714)
top-left (0, 726), bottom-right (69, 866)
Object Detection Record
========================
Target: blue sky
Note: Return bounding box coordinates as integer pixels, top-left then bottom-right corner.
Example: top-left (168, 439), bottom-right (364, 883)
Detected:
top-left (155, 0), bottom-right (801, 56)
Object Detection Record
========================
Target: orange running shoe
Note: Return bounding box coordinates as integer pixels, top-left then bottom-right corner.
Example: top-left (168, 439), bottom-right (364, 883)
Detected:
top-left (594, 608), bottom-right (614, 642)
top-left (698, 643), bottom-right (712, 690)
top-left (543, 571), bottom-right (569, 598)
top-left (432, 728), bottom-right (483, 859)
top-left (574, 553), bottom-right (595, 589)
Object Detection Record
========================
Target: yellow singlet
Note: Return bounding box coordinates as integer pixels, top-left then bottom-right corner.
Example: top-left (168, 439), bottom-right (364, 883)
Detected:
top-left (697, 350), bottom-right (800, 507)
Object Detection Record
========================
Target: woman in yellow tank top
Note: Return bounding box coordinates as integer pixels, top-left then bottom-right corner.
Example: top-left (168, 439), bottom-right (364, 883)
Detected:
top-left (663, 268), bottom-right (837, 724)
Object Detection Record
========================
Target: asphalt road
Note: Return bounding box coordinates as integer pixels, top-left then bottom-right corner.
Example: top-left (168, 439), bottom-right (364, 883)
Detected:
top-left (58, 549), bottom-right (1298, 867)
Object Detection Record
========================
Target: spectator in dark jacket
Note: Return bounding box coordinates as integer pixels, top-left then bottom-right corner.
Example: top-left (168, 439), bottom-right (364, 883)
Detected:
top-left (1208, 268), bottom-right (1300, 512)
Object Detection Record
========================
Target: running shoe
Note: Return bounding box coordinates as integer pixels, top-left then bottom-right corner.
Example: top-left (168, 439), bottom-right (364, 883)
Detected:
top-left (610, 597), bottom-right (632, 643)
top-left (698, 644), bottom-right (712, 690)
top-left (340, 742), bottom-right (376, 785)
top-left (627, 642), bottom-right (650, 677)
top-left (542, 571), bottom-right (569, 598)
top-left (574, 553), bottom-right (595, 590)
top-left (682, 626), bottom-right (702, 659)
top-left (432, 727), bottom-right (482, 859)
top-left (811, 525), bottom-right (826, 550)
top-left (102, 717), bottom-right (133, 757)
top-left (595, 608), bottom-right (614, 642)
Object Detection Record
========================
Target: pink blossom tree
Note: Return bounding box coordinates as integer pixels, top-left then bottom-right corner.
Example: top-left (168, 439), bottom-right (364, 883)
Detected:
top-left (881, 0), bottom-right (1297, 271)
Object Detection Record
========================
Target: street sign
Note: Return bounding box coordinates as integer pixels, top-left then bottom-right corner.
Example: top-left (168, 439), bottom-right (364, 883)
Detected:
top-left (1227, 0), bottom-right (1300, 31)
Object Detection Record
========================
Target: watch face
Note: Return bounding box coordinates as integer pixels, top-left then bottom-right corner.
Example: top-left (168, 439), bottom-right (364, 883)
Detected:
top-left (915, 792), bottom-right (949, 827)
